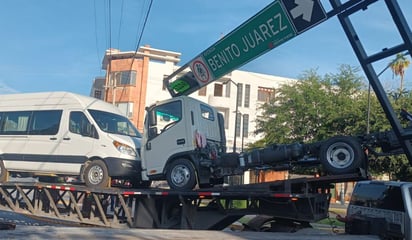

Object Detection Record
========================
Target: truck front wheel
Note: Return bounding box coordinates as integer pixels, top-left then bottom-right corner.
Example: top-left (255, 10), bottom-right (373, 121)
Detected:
top-left (84, 160), bottom-right (110, 188)
top-left (166, 158), bottom-right (197, 190)
top-left (320, 136), bottom-right (364, 175)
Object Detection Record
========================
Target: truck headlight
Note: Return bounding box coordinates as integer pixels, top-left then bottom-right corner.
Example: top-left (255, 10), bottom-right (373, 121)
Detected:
top-left (113, 141), bottom-right (137, 157)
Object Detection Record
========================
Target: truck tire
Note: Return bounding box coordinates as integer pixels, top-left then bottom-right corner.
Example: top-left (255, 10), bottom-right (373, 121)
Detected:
top-left (0, 161), bottom-right (8, 183)
top-left (84, 160), bottom-right (110, 188)
top-left (166, 158), bottom-right (197, 190)
top-left (320, 136), bottom-right (364, 175)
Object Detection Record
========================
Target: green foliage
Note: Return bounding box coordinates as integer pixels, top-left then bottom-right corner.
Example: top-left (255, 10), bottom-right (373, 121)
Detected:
top-left (253, 64), bottom-right (412, 180)
top-left (219, 199), bottom-right (247, 209)
top-left (255, 65), bottom-right (368, 145)
top-left (369, 155), bottom-right (412, 181)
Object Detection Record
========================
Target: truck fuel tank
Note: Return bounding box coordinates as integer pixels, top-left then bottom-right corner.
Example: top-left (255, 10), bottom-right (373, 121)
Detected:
top-left (242, 143), bottom-right (304, 167)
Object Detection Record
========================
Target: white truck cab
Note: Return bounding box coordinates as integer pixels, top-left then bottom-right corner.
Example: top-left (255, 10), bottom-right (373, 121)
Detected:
top-left (142, 95), bottom-right (227, 190)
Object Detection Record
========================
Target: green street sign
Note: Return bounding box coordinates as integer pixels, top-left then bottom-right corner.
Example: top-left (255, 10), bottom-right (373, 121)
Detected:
top-left (167, 0), bottom-right (327, 97)
top-left (200, 1), bottom-right (295, 81)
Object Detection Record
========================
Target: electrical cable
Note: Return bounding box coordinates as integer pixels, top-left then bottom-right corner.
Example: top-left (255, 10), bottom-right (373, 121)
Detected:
top-left (93, 0), bottom-right (101, 72)
top-left (129, 0), bottom-right (153, 70)
top-left (117, 0), bottom-right (125, 49)
top-left (108, 0), bottom-right (112, 52)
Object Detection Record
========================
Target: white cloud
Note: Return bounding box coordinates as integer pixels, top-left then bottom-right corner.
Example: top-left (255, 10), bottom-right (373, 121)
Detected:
top-left (0, 80), bottom-right (19, 94)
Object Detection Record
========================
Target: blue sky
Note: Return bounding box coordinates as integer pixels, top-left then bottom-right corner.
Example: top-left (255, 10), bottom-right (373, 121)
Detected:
top-left (0, 0), bottom-right (411, 95)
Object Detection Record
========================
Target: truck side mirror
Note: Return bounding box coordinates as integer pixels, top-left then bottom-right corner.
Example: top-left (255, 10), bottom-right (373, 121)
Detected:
top-left (148, 127), bottom-right (158, 139)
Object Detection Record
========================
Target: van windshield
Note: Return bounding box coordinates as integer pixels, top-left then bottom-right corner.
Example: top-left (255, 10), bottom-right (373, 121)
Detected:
top-left (88, 109), bottom-right (142, 138)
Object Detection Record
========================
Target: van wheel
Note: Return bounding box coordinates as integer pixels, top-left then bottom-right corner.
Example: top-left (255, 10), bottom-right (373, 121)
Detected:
top-left (0, 161), bottom-right (8, 183)
top-left (166, 158), bottom-right (197, 191)
top-left (320, 136), bottom-right (364, 175)
top-left (84, 160), bottom-right (110, 188)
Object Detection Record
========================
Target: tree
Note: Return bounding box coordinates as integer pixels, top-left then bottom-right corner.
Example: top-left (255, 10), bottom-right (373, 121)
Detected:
top-left (254, 65), bottom-right (368, 146)
top-left (252, 65), bottom-right (412, 180)
top-left (368, 90), bottom-right (412, 181)
top-left (390, 53), bottom-right (410, 95)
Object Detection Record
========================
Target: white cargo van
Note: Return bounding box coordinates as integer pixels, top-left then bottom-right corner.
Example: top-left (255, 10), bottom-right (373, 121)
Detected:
top-left (0, 92), bottom-right (144, 188)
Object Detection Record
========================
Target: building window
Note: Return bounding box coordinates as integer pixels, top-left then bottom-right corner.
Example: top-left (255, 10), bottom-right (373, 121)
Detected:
top-left (244, 84), bottom-right (250, 108)
top-left (225, 83), bottom-right (231, 97)
top-left (214, 83), bottom-right (223, 96)
top-left (242, 114), bottom-right (249, 138)
top-left (257, 87), bottom-right (275, 102)
top-left (235, 112), bottom-right (241, 137)
top-left (110, 70), bottom-right (137, 86)
top-left (116, 102), bottom-right (134, 118)
top-left (94, 90), bottom-right (102, 99)
top-left (237, 83), bottom-right (243, 107)
top-left (198, 86), bottom-right (207, 96)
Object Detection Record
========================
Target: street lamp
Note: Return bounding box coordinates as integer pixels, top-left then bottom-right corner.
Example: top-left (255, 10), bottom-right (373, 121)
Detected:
top-left (223, 79), bottom-right (239, 152)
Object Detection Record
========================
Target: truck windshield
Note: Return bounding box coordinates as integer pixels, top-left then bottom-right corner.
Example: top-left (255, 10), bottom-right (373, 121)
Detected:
top-left (88, 109), bottom-right (142, 138)
top-left (152, 101), bottom-right (182, 131)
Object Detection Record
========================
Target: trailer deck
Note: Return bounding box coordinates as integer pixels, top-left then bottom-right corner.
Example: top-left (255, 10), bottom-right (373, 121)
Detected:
top-left (0, 172), bottom-right (367, 230)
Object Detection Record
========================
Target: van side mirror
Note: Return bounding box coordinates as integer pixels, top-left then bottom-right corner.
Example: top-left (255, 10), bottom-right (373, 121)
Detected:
top-left (81, 123), bottom-right (98, 138)
top-left (90, 125), bottom-right (99, 139)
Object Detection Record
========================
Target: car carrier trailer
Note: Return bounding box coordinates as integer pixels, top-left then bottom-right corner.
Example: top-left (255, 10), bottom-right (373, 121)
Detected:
top-left (0, 172), bottom-right (367, 230)
top-left (0, 0), bottom-right (410, 236)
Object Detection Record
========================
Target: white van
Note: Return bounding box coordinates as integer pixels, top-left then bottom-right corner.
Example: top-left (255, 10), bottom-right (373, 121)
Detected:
top-left (0, 91), bottom-right (144, 188)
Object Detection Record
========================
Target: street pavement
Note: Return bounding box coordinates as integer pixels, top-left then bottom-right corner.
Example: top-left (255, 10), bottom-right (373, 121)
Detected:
top-left (0, 209), bottom-right (380, 240)
top-left (0, 225), bottom-right (381, 240)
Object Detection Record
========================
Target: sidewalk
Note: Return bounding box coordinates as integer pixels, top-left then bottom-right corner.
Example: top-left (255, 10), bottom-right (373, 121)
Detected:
top-left (330, 202), bottom-right (348, 210)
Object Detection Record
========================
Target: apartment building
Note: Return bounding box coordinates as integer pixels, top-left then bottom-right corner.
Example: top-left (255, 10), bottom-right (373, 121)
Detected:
top-left (92, 46), bottom-right (294, 153)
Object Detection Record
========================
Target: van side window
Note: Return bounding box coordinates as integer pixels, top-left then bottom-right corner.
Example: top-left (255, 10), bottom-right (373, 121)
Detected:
top-left (69, 111), bottom-right (91, 136)
top-left (29, 110), bottom-right (62, 135)
top-left (0, 111), bottom-right (31, 134)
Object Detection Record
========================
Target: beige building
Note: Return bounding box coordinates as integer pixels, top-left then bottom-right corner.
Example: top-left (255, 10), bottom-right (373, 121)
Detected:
top-left (91, 46), bottom-right (294, 154)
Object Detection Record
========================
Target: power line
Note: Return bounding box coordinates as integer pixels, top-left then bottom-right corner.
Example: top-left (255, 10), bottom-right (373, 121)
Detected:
top-left (117, 0), bottom-right (125, 49)
top-left (108, 0), bottom-right (112, 52)
top-left (129, 0), bottom-right (153, 70)
top-left (133, 1), bottom-right (150, 52)
top-left (93, 0), bottom-right (101, 72)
